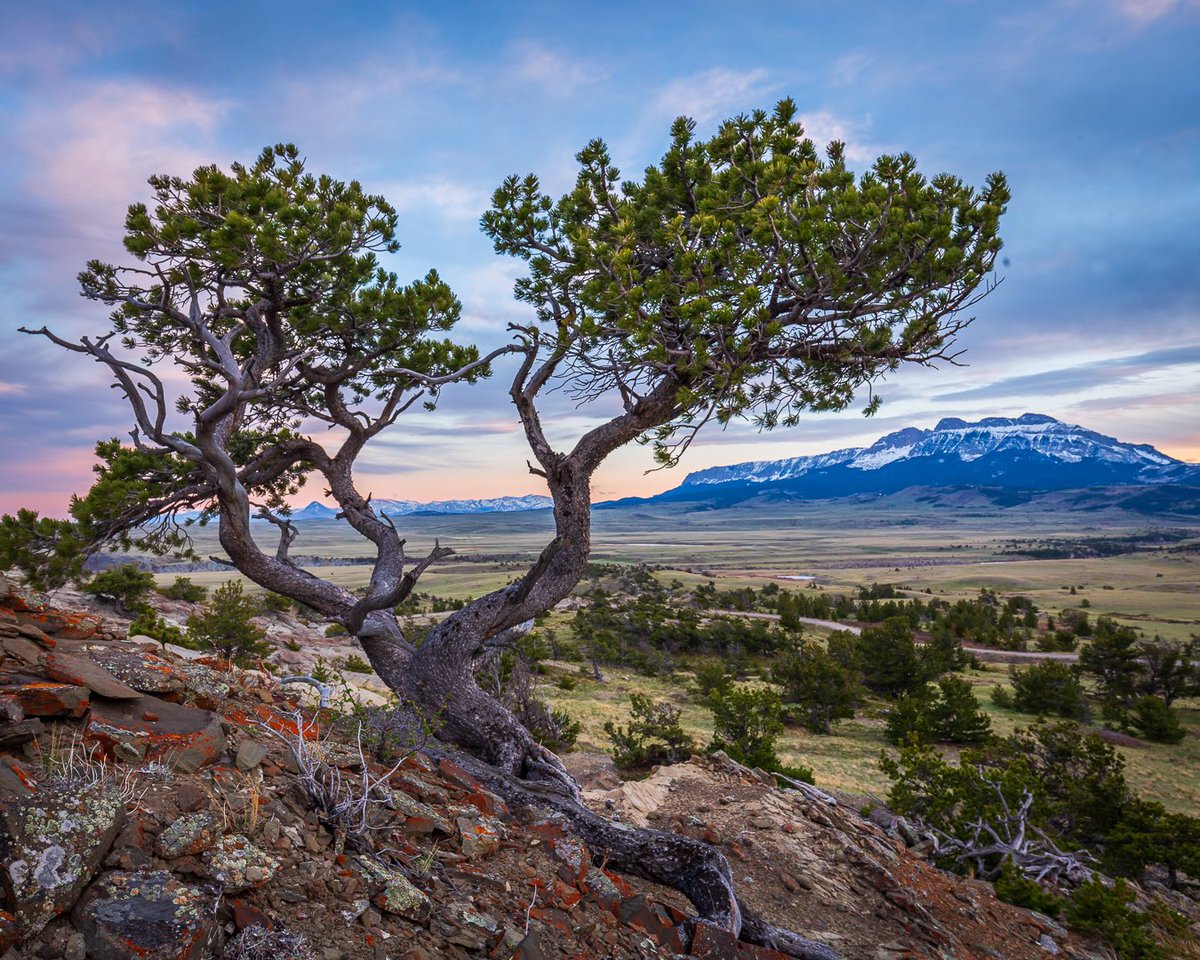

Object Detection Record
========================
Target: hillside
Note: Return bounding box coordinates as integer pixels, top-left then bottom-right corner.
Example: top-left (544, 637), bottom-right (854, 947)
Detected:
top-left (4, 575), bottom-right (1184, 960)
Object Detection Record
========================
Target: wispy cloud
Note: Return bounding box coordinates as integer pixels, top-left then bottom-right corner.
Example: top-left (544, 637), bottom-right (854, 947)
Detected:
top-left (385, 179), bottom-right (491, 222)
top-left (647, 67), bottom-right (776, 126)
top-left (16, 80), bottom-right (227, 238)
top-left (506, 40), bottom-right (606, 96)
top-left (1114, 0), bottom-right (1200, 25)
top-left (797, 110), bottom-right (881, 164)
top-left (934, 345), bottom-right (1200, 401)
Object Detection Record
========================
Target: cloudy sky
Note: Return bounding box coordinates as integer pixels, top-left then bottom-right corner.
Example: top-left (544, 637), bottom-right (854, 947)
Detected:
top-left (0, 0), bottom-right (1197, 514)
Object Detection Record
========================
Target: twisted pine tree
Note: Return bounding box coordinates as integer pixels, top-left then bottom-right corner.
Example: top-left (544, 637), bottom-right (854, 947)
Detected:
top-left (1, 101), bottom-right (1008, 958)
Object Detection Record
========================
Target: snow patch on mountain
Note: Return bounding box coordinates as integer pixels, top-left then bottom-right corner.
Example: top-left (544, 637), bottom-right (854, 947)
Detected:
top-left (680, 413), bottom-right (1184, 487)
top-left (282, 494), bottom-right (552, 521)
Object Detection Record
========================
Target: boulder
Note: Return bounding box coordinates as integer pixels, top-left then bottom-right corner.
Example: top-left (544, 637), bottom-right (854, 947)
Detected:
top-left (0, 756), bottom-right (36, 797)
top-left (1, 635), bottom-right (45, 666)
top-left (73, 870), bottom-right (219, 960)
top-left (155, 812), bottom-right (222, 859)
top-left (90, 649), bottom-right (185, 695)
top-left (198, 835), bottom-right (279, 894)
top-left (0, 673), bottom-right (89, 717)
top-left (43, 651), bottom-right (141, 700)
top-left (434, 901), bottom-right (502, 951)
top-left (0, 718), bottom-right (44, 750)
top-left (456, 814), bottom-right (503, 860)
top-left (358, 857), bottom-right (433, 924)
top-left (234, 738), bottom-right (270, 771)
top-left (0, 781), bottom-right (123, 940)
top-left (14, 610), bottom-right (98, 641)
top-left (85, 695), bottom-right (226, 773)
top-left (0, 693), bottom-right (22, 722)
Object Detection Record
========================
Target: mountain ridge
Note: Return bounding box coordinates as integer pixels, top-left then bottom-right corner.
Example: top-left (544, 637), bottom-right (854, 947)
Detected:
top-left (607, 413), bottom-right (1199, 512)
top-left (286, 494), bottom-right (552, 520)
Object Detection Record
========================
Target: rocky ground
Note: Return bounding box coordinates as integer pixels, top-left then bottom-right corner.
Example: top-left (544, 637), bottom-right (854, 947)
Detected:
top-left (0, 574), bottom-right (1195, 960)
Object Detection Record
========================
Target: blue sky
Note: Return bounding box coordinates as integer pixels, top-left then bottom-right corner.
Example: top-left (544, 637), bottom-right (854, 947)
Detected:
top-left (0, 0), bottom-right (1197, 512)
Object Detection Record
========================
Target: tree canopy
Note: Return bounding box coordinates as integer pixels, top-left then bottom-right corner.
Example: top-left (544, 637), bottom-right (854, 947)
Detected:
top-left (0, 102), bottom-right (1008, 960)
top-left (484, 98), bottom-right (1008, 466)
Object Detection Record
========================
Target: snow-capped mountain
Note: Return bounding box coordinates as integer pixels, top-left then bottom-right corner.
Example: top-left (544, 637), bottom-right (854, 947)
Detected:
top-left (626, 414), bottom-right (1198, 507)
top-left (285, 494), bottom-right (552, 521)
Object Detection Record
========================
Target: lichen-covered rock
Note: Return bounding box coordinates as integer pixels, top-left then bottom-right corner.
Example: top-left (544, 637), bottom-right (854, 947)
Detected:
top-left (85, 695), bottom-right (226, 773)
top-left (176, 662), bottom-right (231, 709)
top-left (377, 875), bottom-right (432, 924)
top-left (199, 835), bottom-right (279, 894)
top-left (0, 910), bottom-right (17, 953)
top-left (0, 673), bottom-right (89, 717)
top-left (357, 857), bottom-right (432, 924)
top-left (435, 901), bottom-right (502, 951)
top-left (43, 651), bottom-right (141, 700)
top-left (456, 813), bottom-right (504, 859)
top-left (383, 787), bottom-right (452, 834)
top-left (155, 811), bottom-right (222, 859)
top-left (14, 609), bottom-right (98, 640)
top-left (1, 634), bottom-right (44, 666)
top-left (73, 870), bottom-right (219, 960)
top-left (0, 756), bottom-right (36, 797)
top-left (0, 781), bottom-right (123, 940)
top-left (91, 648), bottom-right (185, 695)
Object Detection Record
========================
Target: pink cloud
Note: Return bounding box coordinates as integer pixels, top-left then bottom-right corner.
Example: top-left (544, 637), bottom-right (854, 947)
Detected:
top-left (1115, 0), bottom-right (1198, 24)
top-left (19, 80), bottom-right (228, 241)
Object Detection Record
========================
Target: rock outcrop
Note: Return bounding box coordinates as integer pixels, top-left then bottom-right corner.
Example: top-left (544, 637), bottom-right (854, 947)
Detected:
top-left (0, 572), bottom-right (1195, 960)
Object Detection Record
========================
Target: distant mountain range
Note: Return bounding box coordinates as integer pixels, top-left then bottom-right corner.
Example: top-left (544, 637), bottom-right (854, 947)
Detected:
top-left (605, 413), bottom-right (1200, 511)
top-left (257, 414), bottom-right (1197, 521)
top-left (282, 494), bottom-right (553, 520)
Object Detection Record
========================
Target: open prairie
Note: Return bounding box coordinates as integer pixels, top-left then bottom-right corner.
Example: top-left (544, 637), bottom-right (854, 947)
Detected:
top-left (164, 497), bottom-right (1200, 642)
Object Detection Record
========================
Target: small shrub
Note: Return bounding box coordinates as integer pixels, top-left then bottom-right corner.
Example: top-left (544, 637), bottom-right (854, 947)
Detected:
top-left (84, 563), bottom-right (155, 615)
top-left (324, 623), bottom-right (348, 638)
top-left (128, 612), bottom-right (191, 647)
top-left (773, 642), bottom-right (859, 734)
top-left (885, 677), bottom-right (992, 745)
top-left (186, 581), bottom-right (272, 664)
top-left (773, 761), bottom-right (815, 784)
top-left (1131, 696), bottom-right (1185, 744)
top-left (992, 862), bottom-right (1062, 917)
top-left (707, 686), bottom-right (785, 772)
top-left (691, 660), bottom-right (734, 699)
top-left (605, 694), bottom-right (695, 770)
top-left (556, 674), bottom-right (578, 691)
top-left (1008, 662), bottom-right (1089, 719)
top-left (159, 576), bottom-right (208, 603)
top-left (342, 654), bottom-right (372, 674)
top-left (1065, 878), bottom-right (1161, 960)
top-left (261, 591), bottom-right (294, 614)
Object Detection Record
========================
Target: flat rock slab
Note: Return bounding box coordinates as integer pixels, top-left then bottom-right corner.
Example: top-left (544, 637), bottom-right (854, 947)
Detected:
top-left (0, 672), bottom-right (89, 717)
top-left (74, 870), bottom-right (219, 960)
top-left (85, 696), bottom-right (226, 773)
top-left (0, 782), bottom-right (123, 941)
top-left (14, 610), bottom-right (98, 641)
top-left (43, 651), bottom-right (141, 700)
top-left (90, 649), bottom-right (185, 695)
top-left (2, 635), bottom-right (45, 666)
top-left (0, 718), bottom-right (44, 750)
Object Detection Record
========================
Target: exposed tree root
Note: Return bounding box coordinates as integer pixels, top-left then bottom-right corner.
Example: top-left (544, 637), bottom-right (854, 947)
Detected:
top-left (428, 745), bottom-right (841, 960)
